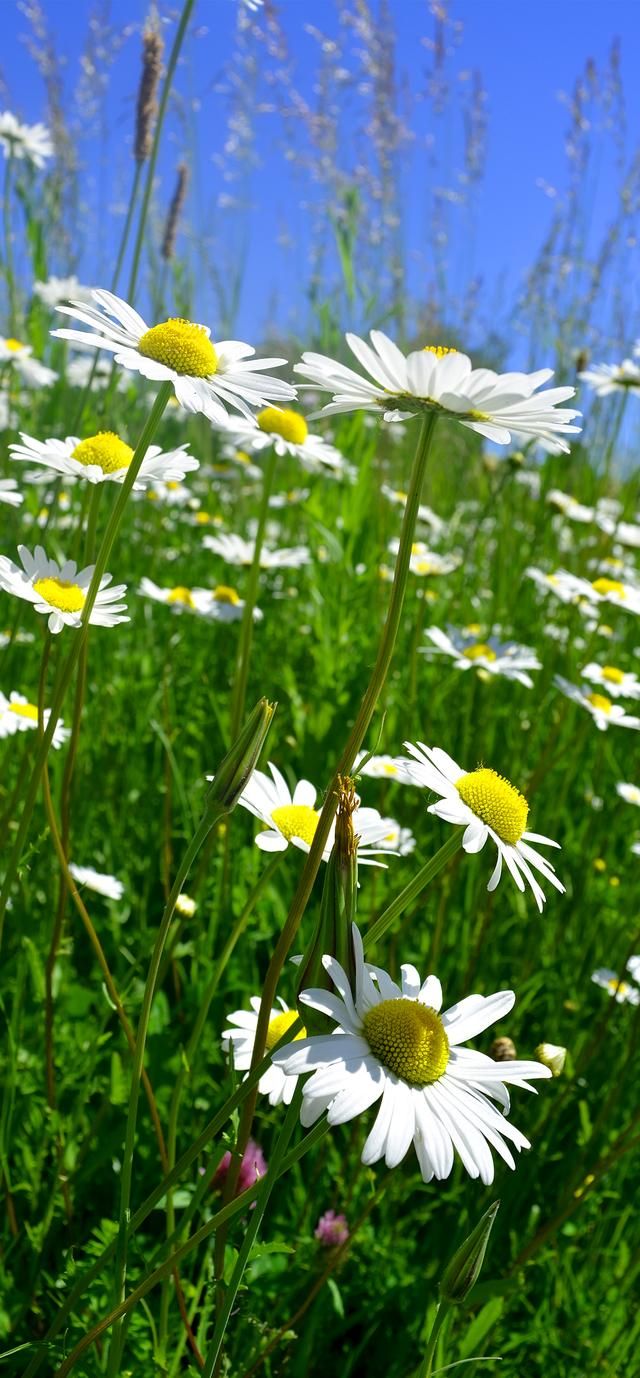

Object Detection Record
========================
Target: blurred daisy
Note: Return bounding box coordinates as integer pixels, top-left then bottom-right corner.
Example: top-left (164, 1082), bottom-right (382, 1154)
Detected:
top-left (354, 751), bottom-right (415, 782)
top-left (203, 532), bottom-right (311, 569)
top-left (10, 431), bottom-right (199, 489)
top-left (554, 677), bottom-right (640, 732)
top-left (591, 968), bottom-right (640, 1005)
top-left (0, 336), bottom-right (56, 387)
top-left (0, 691), bottom-right (69, 748)
top-left (381, 484), bottom-right (443, 535)
top-left (139, 577), bottom-right (261, 623)
top-left (175, 892), bottom-right (197, 918)
top-left (573, 574), bottom-right (640, 615)
top-left (68, 864), bottom-right (124, 900)
top-left (145, 480), bottom-right (193, 507)
top-left (53, 290), bottom-right (295, 424)
top-left (546, 489), bottom-right (594, 524)
top-left (0, 111), bottom-right (53, 167)
top-left (236, 763), bottom-right (395, 865)
top-left (295, 334), bottom-right (581, 449)
top-left (0, 479), bottom-right (23, 509)
top-left (406, 545), bottom-right (460, 577)
top-left (421, 626), bottom-right (540, 687)
top-left (375, 819), bottom-right (416, 856)
top-left (578, 359), bottom-right (640, 397)
top-left (222, 996), bottom-right (304, 1106)
top-left (65, 353), bottom-right (129, 392)
top-left (398, 742), bottom-right (564, 911)
top-left (33, 276), bottom-right (93, 308)
top-left (216, 410), bottom-right (347, 475)
top-left (525, 567), bottom-right (582, 605)
top-left (273, 923), bottom-right (551, 1184)
top-left (617, 783), bottom-right (640, 807)
top-left (628, 956), bottom-right (640, 982)
top-left (0, 546), bottom-right (128, 635)
top-left (581, 662), bottom-right (640, 700)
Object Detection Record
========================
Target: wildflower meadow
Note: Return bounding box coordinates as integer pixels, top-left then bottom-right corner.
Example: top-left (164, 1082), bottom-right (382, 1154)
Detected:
top-left (1, 2), bottom-right (639, 1375)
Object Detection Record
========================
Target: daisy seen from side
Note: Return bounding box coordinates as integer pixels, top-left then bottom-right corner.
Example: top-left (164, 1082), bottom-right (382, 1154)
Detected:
top-left (554, 677), bottom-right (640, 732)
top-left (0, 546), bottom-right (128, 635)
top-left (9, 431), bottom-right (199, 489)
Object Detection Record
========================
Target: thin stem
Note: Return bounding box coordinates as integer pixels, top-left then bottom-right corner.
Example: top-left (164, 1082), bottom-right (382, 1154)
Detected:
top-left (229, 446), bottom-right (278, 738)
top-left (366, 832), bottom-right (462, 948)
top-left (3, 154), bottom-right (17, 334)
top-left (418, 1302), bottom-right (450, 1378)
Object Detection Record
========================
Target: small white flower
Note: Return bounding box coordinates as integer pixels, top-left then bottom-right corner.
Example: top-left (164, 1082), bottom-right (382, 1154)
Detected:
top-left (578, 359), bottom-right (640, 397)
top-left (53, 290), bottom-right (295, 425)
top-left (421, 626), bottom-right (540, 687)
top-left (353, 751), bottom-right (415, 783)
top-left (68, 864), bottom-right (124, 901)
top-left (0, 111), bottom-right (53, 168)
top-left (591, 968), bottom-right (640, 1005)
top-left (627, 956), bottom-right (640, 983)
top-left (381, 484), bottom-right (444, 535)
top-left (375, 819), bottom-right (416, 856)
top-left (33, 276), bottom-right (94, 308)
top-left (9, 431), bottom-right (199, 489)
top-left (0, 336), bottom-right (56, 387)
top-left (236, 763), bottom-right (396, 865)
top-left (554, 677), bottom-right (640, 732)
top-left (0, 691), bottom-right (69, 749)
top-left (176, 892), bottom-right (197, 917)
top-left (0, 479), bottom-right (23, 509)
top-left (223, 997), bottom-right (302, 1106)
top-left (546, 489), bottom-right (594, 524)
top-left (203, 532), bottom-right (311, 569)
top-left (535, 1043), bottom-right (567, 1076)
top-left (273, 924), bottom-right (551, 1185)
top-left (138, 576), bottom-right (260, 623)
top-left (0, 546), bottom-right (128, 635)
top-left (617, 783), bottom-right (640, 807)
top-left (581, 662), bottom-right (640, 700)
top-left (214, 410), bottom-right (349, 476)
top-left (397, 742), bottom-right (564, 911)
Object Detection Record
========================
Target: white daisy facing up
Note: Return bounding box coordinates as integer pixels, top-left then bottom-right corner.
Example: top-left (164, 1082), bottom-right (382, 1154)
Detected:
top-left (273, 924), bottom-right (551, 1185)
top-left (53, 290), bottom-right (295, 424)
top-left (68, 864), bottom-right (124, 901)
top-left (0, 111), bottom-right (53, 168)
top-left (0, 691), bottom-right (69, 749)
top-left (235, 763), bottom-right (396, 865)
top-left (397, 742), bottom-right (564, 911)
top-left (0, 546), bottom-right (128, 635)
top-left (203, 532), bottom-right (311, 569)
top-left (214, 410), bottom-right (349, 476)
top-left (554, 677), bottom-right (640, 732)
top-left (0, 479), bottom-right (23, 509)
top-left (9, 431), bottom-right (199, 489)
top-left (223, 996), bottom-right (303, 1106)
top-left (591, 968), bottom-right (640, 1005)
top-left (295, 334), bottom-right (581, 449)
top-left (581, 662), bottom-right (640, 700)
top-left (421, 626), bottom-right (541, 688)
top-left (617, 783), bottom-right (640, 807)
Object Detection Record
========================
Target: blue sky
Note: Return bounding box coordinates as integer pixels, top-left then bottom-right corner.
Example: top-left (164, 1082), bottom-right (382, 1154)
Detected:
top-left (2, 0), bottom-right (640, 352)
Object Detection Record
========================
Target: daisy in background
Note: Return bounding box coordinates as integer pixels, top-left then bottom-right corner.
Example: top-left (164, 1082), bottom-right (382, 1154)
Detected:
top-left (273, 924), bottom-right (551, 1185)
top-left (581, 662), bottom-right (640, 700)
top-left (0, 479), bottom-right (23, 509)
top-left (0, 691), bottom-right (70, 749)
top-left (0, 546), bottom-right (128, 635)
top-left (214, 410), bottom-right (350, 477)
top-left (354, 751), bottom-right (415, 783)
top-left (526, 566), bottom-right (640, 617)
top-left (591, 968), bottom-right (640, 1005)
top-left (381, 484), bottom-right (444, 536)
top-left (222, 996), bottom-right (304, 1106)
top-left (0, 111), bottom-right (53, 168)
top-left (421, 626), bottom-right (541, 688)
top-left (397, 741), bottom-right (564, 911)
top-left (10, 431), bottom-right (199, 489)
top-left (375, 819), bottom-right (416, 856)
top-left (139, 577), bottom-right (262, 623)
top-left (546, 489), bottom-right (595, 525)
top-left (578, 358), bottom-right (640, 397)
top-left (33, 276), bottom-right (93, 308)
top-left (617, 783), bottom-right (640, 807)
top-left (525, 567), bottom-right (582, 605)
top-left (234, 762), bottom-right (398, 866)
top-left (64, 353), bottom-right (130, 392)
top-left (554, 677), bottom-right (640, 732)
top-left (0, 336), bottom-right (57, 388)
top-left (295, 332), bottom-right (581, 449)
top-left (53, 289), bottom-right (295, 424)
top-left (68, 864), bottom-right (124, 901)
top-left (203, 532), bottom-right (311, 569)
top-left (628, 956), bottom-right (640, 982)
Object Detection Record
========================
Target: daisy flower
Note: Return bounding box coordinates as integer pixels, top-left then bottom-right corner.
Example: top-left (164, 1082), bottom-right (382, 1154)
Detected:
top-left (33, 276), bottom-right (93, 308)
top-left (421, 626), bottom-right (540, 687)
top-left (68, 864), bottom-right (124, 901)
top-left (235, 763), bottom-right (397, 865)
top-left (0, 546), bottom-right (128, 635)
top-left (139, 576), bottom-right (261, 623)
top-left (617, 783), bottom-right (640, 807)
top-left (222, 996), bottom-right (304, 1106)
top-left (546, 489), bottom-right (595, 524)
top-left (581, 662), bottom-right (640, 700)
top-left (354, 751), bottom-right (415, 783)
top-left (0, 336), bottom-right (56, 387)
top-left (214, 410), bottom-right (348, 475)
top-left (406, 546), bottom-right (460, 578)
top-left (52, 290), bottom-right (295, 424)
top-left (9, 431), bottom-right (199, 489)
top-left (0, 111), bottom-right (53, 167)
top-left (578, 359), bottom-right (640, 397)
top-left (554, 677), bottom-right (640, 732)
top-left (381, 484), bottom-right (444, 535)
top-left (591, 968), bottom-right (640, 1005)
top-left (294, 334), bottom-right (581, 449)
top-left (397, 742), bottom-right (564, 911)
top-left (0, 691), bottom-right (69, 748)
top-left (0, 479), bottom-right (23, 509)
top-left (375, 819), bottom-right (416, 856)
top-left (628, 956), bottom-right (640, 983)
top-left (525, 567), bottom-right (582, 605)
top-left (203, 532), bottom-right (311, 569)
top-left (273, 924), bottom-right (551, 1184)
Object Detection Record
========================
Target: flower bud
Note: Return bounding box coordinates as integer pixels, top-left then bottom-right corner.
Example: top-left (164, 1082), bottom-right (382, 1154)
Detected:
top-left (440, 1201), bottom-right (500, 1306)
top-left (535, 1042), bottom-right (566, 1077)
top-left (205, 698), bottom-right (276, 814)
top-left (490, 1036), bottom-right (516, 1061)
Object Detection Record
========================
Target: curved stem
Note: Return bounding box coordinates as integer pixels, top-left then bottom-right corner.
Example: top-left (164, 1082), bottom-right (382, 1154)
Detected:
top-left (418, 1301), bottom-right (450, 1378)
top-left (366, 832), bottom-right (462, 949)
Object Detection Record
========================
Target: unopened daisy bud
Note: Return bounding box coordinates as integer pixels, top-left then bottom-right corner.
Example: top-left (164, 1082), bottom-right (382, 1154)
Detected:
top-left (535, 1042), bottom-right (566, 1077)
top-left (175, 892), bottom-right (196, 918)
top-left (296, 776), bottom-right (358, 1001)
top-left (440, 1201), bottom-right (500, 1306)
top-left (205, 698), bottom-right (276, 815)
top-left (489, 1036), bottom-right (517, 1062)
top-left (161, 161), bottom-right (189, 261)
top-left (134, 26), bottom-right (163, 164)
top-left (507, 450), bottom-right (525, 469)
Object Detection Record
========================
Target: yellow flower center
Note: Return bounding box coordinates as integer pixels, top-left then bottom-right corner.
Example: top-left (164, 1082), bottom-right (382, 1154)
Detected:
top-left (257, 407), bottom-right (308, 445)
top-left (4, 338), bottom-right (24, 353)
top-left (456, 767), bottom-right (529, 844)
top-left (587, 693), bottom-right (612, 714)
top-left (213, 585), bottom-right (240, 605)
top-left (413, 559), bottom-right (438, 575)
top-left (592, 578), bottom-right (625, 598)
top-left (167, 586), bottom-right (195, 607)
top-left (362, 999), bottom-right (449, 1086)
top-left (463, 642), bottom-right (497, 662)
top-left (194, 511), bottom-right (211, 524)
top-left (607, 978), bottom-right (631, 998)
top-left (33, 577), bottom-right (85, 614)
top-left (265, 1009), bottom-right (307, 1051)
top-left (382, 762), bottom-right (398, 776)
top-left (138, 318), bottom-right (218, 377)
top-left (271, 803), bottom-right (320, 845)
top-left (72, 431), bottom-right (134, 475)
top-left (422, 345), bottom-right (457, 358)
top-left (601, 666), bottom-right (625, 685)
top-left (9, 700), bottom-right (39, 722)
top-left (464, 622), bottom-right (482, 636)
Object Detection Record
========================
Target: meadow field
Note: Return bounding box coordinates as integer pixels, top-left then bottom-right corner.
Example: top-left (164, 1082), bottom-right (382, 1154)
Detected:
top-left (1, 2), bottom-right (639, 1375)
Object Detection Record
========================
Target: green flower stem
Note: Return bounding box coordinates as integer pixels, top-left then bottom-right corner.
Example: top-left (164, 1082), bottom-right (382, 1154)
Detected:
top-left (223, 412), bottom-right (439, 1205)
top-left (3, 154), bottom-right (17, 334)
top-left (229, 446), bottom-right (278, 739)
top-left (0, 381), bottom-right (172, 950)
top-left (418, 1301), bottom-right (450, 1378)
top-left (366, 832), bottom-right (462, 949)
